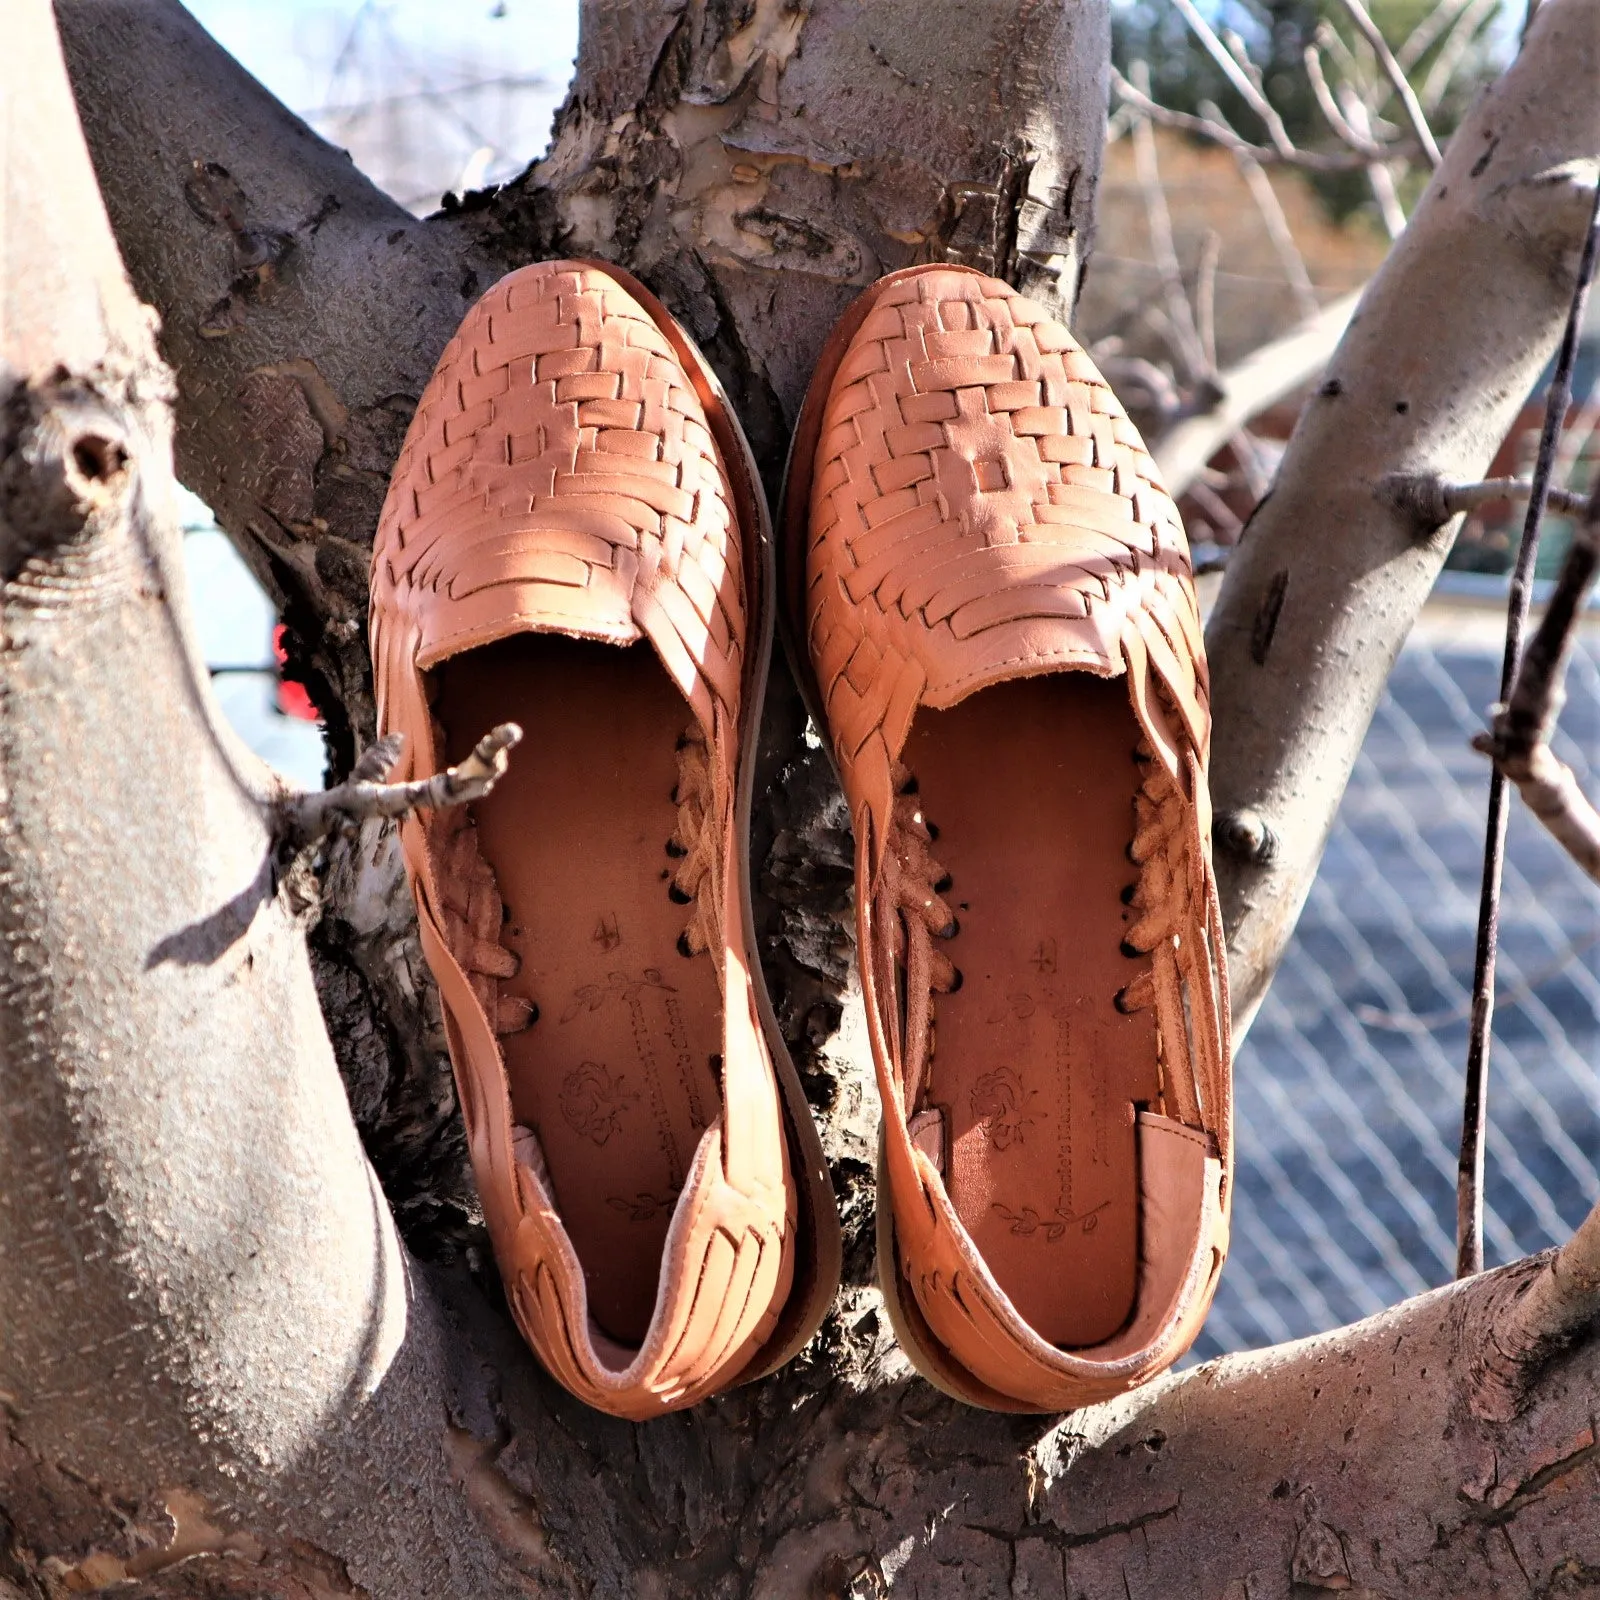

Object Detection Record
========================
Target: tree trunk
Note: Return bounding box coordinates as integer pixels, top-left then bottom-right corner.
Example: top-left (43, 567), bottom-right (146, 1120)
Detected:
top-left (0, 1), bottom-right (1595, 1595)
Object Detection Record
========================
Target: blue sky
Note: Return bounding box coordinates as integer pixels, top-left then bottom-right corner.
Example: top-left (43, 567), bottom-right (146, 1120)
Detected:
top-left (185, 0), bottom-right (579, 118)
top-left (185, 0), bottom-right (580, 198)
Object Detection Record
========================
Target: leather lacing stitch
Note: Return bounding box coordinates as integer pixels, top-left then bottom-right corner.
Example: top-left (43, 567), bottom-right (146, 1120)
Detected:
top-left (878, 762), bottom-right (961, 1114)
top-left (429, 715), bottom-right (727, 1040)
top-left (1114, 741), bottom-right (1206, 1124)
top-left (1116, 746), bottom-right (1188, 997)
top-left (428, 804), bottom-right (537, 1037)
top-left (667, 723), bottom-right (725, 968)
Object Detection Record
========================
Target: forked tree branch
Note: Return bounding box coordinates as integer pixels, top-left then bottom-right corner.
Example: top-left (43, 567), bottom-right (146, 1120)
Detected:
top-left (54, 0), bottom-right (1114, 1288)
top-left (1334, 0), bottom-right (1444, 166)
top-left (14, 1), bottom-right (1600, 1595)
top-left (287, 723), bottom-right (522, 843)
top-left (1206, 0), bottom-right (1600, 1031)
top-left (1471, 493), bottom-right (1600, 885)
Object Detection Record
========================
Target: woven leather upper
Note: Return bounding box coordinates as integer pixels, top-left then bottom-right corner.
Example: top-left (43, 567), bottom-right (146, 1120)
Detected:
top-left (369, 262), bottom-right (795, 1419)
top-left (373, 263), bottom-right (746, 735)
top-left (800, 266), bottom-right (1232, 1410)
top-left (805, 269), bottom-right (1211, 860)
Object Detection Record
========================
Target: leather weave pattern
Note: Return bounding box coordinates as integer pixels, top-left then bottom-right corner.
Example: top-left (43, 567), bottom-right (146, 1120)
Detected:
top-left (369, 261), bottom-right (793, 1420)
top-left (374, 262), bottom-right (745, 737)
top-left (805, 268), bottom-right (1209, 842)
top-left (371, 261), bottom-right (748, 1063)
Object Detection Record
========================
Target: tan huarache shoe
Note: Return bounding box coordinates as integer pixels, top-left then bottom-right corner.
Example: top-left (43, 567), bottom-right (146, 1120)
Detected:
top-left (780, 264), bottom-right (1231, 1412)
top-left (370, 260), bottom-right (840, 1419)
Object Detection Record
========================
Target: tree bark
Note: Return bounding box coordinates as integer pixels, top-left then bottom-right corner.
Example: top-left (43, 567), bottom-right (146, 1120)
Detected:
top-left (1203, 0), bottom-right (1600, 1028)
top-left (0, 5), bottom-right (505, 1595)
top-left (1, 1), bottom-right (1595, 1596)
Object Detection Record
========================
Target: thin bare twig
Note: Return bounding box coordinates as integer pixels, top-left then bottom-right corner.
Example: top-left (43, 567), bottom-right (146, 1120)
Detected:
top-left (1108, 70), bottom-right (1406, 173)
top-left (1334, 0), bottom-right (1442, 166)
top-left (1472, 493), bottom-right (1600, 883)
top-left (1219, 27), bottom-right (1283, 131)
top-left (1185, 476), bottom-right (1244, 542)
top-left (1555, 372), bottom-right (1600, 481)
top-left (1228, 427), bottom-right (1273, 503)
top-left (1153, 288), bottom-right (1362, 496)
top-left (1139, 307), bottom-right (1207, 390)
top-left (1169, 0), bottom-right (1296, 158)
top-left (1365, 0), bottom-right (1493, 128)
top-left (1457, 182), bottom-right (1600, 1281)
top-left (1089, 343), bottom-right (1186, 424)
top-left (1202, 100), bottom-right (1320, 320)
top-left (287, 722), bottom-right (523, 844)
top-left (1356, 926), bottom-right (1600, 1031)
top-left (1421, 0), bottom-right (1501, 112)
top-left (1382, 473), bottom-right (1590, 522)
top-left (1478, 740), bottom-right (1600, 876)
top-left (1322, 35), bottom-right (1413, 238)
top-left (1195, 228), bottom-right (1220, 375)
top-left (1104, 102), bottom-right (1138, 146)
top-left (1316, 16), bottom-right (1368, 89)
top-left (1363, 155), bottom-right (1409, 242)
top-left (1129, 62), bottom-right (1210, 382)
top-left (1303, 45), bottom-right (1386, 157)
top-left (1308, 27), bottom-right (1411, 238)
top-left (1398, 0), bottom-right (1476, 73)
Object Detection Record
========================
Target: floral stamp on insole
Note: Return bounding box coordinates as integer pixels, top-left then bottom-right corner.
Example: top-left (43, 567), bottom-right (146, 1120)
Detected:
top-left (971, 1065), bottom-right (1037, 1150)
top-left (560, 1060), bottom-right (638, 1146)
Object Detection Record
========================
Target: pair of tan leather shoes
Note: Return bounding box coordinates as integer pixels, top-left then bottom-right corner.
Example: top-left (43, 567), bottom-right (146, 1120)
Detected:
top-left (369, 260), bottom-right (1231, 1420)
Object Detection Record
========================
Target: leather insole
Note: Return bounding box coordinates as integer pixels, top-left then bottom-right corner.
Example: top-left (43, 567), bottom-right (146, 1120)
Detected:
top-left (435, 635), bottom-right (722, 1346)
top-left (906, 675), bottom-right (1158, 1347)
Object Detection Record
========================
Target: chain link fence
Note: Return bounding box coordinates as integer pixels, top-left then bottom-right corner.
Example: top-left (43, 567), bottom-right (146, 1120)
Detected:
top-left (1197, 608), bottom-right (1600, 1357)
